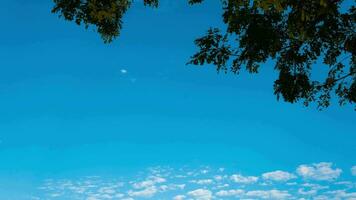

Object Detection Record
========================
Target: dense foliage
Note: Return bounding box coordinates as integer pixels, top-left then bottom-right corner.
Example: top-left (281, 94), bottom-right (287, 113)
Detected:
top-left (52, 0), bottom-right (356, 109)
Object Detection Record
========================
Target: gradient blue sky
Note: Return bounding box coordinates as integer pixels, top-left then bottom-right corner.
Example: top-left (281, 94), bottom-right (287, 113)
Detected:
top-left (0, 0), bottom-right (355, 199)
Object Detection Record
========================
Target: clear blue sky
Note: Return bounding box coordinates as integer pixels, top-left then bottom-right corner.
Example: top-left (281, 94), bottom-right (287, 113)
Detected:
top-left (0, 0), bottom-right (355, 199)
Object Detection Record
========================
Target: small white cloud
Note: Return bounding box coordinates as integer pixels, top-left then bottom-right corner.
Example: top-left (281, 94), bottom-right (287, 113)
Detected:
top-left (214, 175), bottom-right (223, 181)
top-left (216, 183), bottom-right (229, 189)
top-left (215, 189), bottom-right (244, 197)
top-left (313, 195), bottom-right (329, 200)
top-left (298, 188), bottom-right (318, 196)
top-left (301, 183), bottom-right (329, 191)
top-left (120, 69), bottom-right (128, 74)
top-left (262, 170), bottom-right (297, 182)
top-left (230, 174), bottom-right (258, 184)
top-left (159, 185), bottom-right (169, 191)
top-left (351, 166), bottom-right (356, 176)
top-left (334, 181), bottom-right (354, 189)
top-left (173, 195), bottom-right (186, 200)
top-left (175, 184), bottom-right (186, 190)
top-left (159, 184), bottom-right (185, 192)
top-left (190, 179), bottom-right (213, 185)
top-left (200, 169), bottom-right (209, 174)
top-left (132, 176), bottom-right (166, 189)
top-left (128, 186), bottom-right (157, 198)
top-left (49, 193), bottom-right (62, 197)
top-left (286, 182), bottom-right (297, 186)
top-left (245, 189), bottom-right (291, 199)
top-left (296, 162), bottom-right (342, 181)
top-left (187, 189), bottom-right (213, 200)
top-left (98, 186), bottom-right (116, 194)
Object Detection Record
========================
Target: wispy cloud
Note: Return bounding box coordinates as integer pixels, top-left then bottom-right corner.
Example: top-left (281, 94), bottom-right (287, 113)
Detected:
top-left (215, 189), bottom-right (244, 197)
top-left (128, 186), bottom-right (157, 198)
top-left (262, 170), bottom-right (297, 182)
top-left (230, 174), bottom-right (258, 184)
top-left (190, 179), bottom-right (214, 185)
top-left (245, 189), bottom-right (292, 199)
top-left (132, 176), bottom-right (166, 189)
top-left (187, 189), bottom-right (213, 200)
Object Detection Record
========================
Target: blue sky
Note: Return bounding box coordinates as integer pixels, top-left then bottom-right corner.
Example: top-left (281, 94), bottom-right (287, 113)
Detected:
top-left (0, 0), bottom-right (355, 199)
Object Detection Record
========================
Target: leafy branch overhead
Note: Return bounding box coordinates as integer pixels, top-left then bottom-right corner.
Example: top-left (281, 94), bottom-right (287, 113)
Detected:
top-left (52, 0), bottom-right (356, 109)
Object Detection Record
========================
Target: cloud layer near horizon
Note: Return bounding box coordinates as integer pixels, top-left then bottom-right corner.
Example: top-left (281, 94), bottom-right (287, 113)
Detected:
top-left (33, 162), bottom-right (356, 200)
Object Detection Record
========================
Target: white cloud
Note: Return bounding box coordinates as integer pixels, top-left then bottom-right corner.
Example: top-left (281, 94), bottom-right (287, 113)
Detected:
top-left (173, 195), bottom-right (186, 200)
top-left (230, 174), bottom-right (258, 184)
top-left (38, 177), bottom-right (126, 200)
top-left (215, 189), bottom-right (244, 197)
top-left (313, 195), bottom-right (329, 200)
top-left (301, 183), bottom-right (329, 190)
top-left (159, 184), bottom-right (185, 191)
top-left (326, 190), bottom-right (356, 199)
top-left (175, 184), bottom-right (186, 190)
top-left (245, 189), bottom-right (292, 199)
top-left (200, 169), bottom-right (209, 174)
top-left (298, 188), bottom-right (318, 196)
top-left (262, 170), bottom-right (297, 182)
top-left (215, 183), bottom-right (229, 189)
top-left (334, 181), bottom-right (354, 189)
top-left (214, 175), bottom-right (224, 181)
top-left (98, 186), bottom-right (116, 194)
top-left (49, 193), bottom-right (61, 197)
top-left (35, 164), bottom-right (356, 200)
top-left (187, 189), bottom-right (213, 200)
top-left (296, 162), bottom-right (342, 181)
top-left (132, 176), bottom-right (166, 189)
top-left (120, 69), bottom-right (128, 74)
top-left (351, 166), bottom-right (356, 176)
top-left (190, 179), bottom-right (214, 185)
top-left (128, 186), bottom-right (157, 198)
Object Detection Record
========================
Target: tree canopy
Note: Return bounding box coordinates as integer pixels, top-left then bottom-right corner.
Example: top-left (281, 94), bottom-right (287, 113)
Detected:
top-left (52, 0), bottom-right (356, 109)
